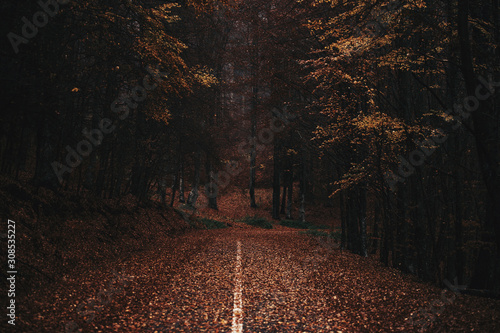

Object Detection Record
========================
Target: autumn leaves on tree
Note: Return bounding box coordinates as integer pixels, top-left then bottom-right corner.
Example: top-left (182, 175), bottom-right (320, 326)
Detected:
top-left (1, 0), bottom-right (499, 292)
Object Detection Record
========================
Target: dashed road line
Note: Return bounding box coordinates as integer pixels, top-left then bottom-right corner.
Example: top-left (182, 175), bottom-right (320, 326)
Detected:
top-left (232, 240), bottom-right (243, 333)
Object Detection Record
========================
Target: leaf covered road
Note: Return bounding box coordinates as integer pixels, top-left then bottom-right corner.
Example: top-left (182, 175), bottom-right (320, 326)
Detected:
top-left (18, 226), bottom-right (500, 332)
top-left (88, 228), bottom-right (335, 332)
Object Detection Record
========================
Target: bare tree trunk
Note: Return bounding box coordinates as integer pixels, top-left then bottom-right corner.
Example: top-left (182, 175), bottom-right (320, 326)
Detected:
top-left (170, 173), bottom-right (178, 207)
top-left (298, 151), bottom-right (306, 223)
top-left (371, 204), bottom-right (380, 255)
top-left (280, 175), bottom-right (287, 215)
top-left (299, 192), bottom-right (305, 223)
top-left (187, 150), bottom-right (201, 206)
top-left (381, 188), bottom-right (391, 266)
top-left (346, 192), bottom-right (359, 253)
top-left (249, 86), bottom-right (258, 208)
top-left (340, 191), bottom-right (347, 251)
top-left (159, 178), bottom-right (167, 207)
top-left (249, 11), bottom-right (259, 209)
top-left (272, 138), bottom-right (281, 219)
top-left (206, 158), bottom-right (218, 210)
top-left (358, 185), bottom-right (368, 257)
top-left (96, 141), bottom-right (110, 197)
top-left (286, 163), bottom-right (293, 219)
top-left (179, 161), bottom-right (185, 203)
top-left (113, 162), bottom-right (124, 197)
top-left (33, 113), bottom-right (60, 189)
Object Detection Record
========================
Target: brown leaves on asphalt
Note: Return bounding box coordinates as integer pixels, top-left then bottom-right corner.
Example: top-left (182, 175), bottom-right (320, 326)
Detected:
top-left (4, 185), bottom-right (499, 332)
top-left (11, 224), bottom-right (500, 332)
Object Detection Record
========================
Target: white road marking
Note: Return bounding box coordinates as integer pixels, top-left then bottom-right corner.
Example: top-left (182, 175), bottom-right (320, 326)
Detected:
top-left (232, 240), bottom-right (243, 333)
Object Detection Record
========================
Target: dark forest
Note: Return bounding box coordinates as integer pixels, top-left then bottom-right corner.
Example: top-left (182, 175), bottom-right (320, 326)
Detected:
top-left (1, 0), bottom-right (499, 332)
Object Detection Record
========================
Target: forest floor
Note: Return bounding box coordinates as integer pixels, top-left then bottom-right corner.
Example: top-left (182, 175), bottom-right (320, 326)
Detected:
top-left (1, 179), bottom-right (499, 332)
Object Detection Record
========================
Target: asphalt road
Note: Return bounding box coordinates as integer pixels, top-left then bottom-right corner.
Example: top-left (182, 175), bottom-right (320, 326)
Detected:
top-left (16, 224), bottom-right (500, 332)
top-left (85, 227), bottom-right (336, 332)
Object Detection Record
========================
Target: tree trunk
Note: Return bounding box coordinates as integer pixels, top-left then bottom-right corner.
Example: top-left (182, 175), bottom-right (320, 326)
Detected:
top-left (371, 204), bottom-right (380, 255)
top-left (159, 178), bottom-right (167, 207)
top-left (340, 191), bottom-right (347, 251)
top-left (358, 185), bottom-right (368, 257)
top-left (179, 161), bottom-right (185, 203)
top-left (286, 163), bottom-right (293, 219)
top-left (187, 150), bottom-right (201, 206)
top-left (272, 138), bottom-right (281, 219)
top-left (249, 86), bottom-right (258, 208)
top-left (170, 173), bottom-right (178, 207)
top-left (33, 112), bottom-right (60, 189)
top-left (205, 158), bottom-right (218, 210)
top-left (280, 170), bottom-right (287, 214)
top-left (299, 151), bottom-right (306, 223)
top-left (458, 0), bottom-right (500, 289)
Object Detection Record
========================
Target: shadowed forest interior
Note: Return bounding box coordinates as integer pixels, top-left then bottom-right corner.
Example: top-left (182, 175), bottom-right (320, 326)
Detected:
top-left (0, 0), bottom-right (499, 332)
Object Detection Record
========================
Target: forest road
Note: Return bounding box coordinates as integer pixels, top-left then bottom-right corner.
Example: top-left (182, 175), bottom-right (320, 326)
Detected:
top-left (93, 227), bottom-right (337, 332)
